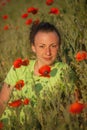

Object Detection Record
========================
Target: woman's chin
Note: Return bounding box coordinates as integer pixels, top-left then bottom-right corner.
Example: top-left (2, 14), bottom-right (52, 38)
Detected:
top-left (43, 60), bottom-right (54, 66)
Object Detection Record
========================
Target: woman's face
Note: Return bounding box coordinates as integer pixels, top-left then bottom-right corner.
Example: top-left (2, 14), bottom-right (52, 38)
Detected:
top-left (32, 31), bottom-right (60, 66)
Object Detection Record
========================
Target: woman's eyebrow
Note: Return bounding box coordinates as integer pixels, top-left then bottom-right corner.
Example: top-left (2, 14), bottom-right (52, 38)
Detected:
top-left (40, 42), bottom-right (57, 45)
top-left (39, 43), bottom-right (45, 45)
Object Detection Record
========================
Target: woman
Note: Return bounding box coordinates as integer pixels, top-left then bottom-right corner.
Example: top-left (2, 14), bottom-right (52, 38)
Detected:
top-left (0, 21), bottom-right (75, 129)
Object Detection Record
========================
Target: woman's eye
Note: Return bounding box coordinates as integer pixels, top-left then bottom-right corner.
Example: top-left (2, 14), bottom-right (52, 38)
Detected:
top-left (51, 45), bottom-right (57, 48)
top-left (39, 46), bottom-right (44, 48)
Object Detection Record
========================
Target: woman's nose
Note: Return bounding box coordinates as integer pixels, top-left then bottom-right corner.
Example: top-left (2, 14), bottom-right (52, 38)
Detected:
top-left (46, 47), bottom-right (51, 55)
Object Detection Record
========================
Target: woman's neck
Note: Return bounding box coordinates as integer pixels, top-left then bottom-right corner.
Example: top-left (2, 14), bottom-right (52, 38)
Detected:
top-left (34, 60), bottom-right (41, 76)
top-left (33, 60), bottom-right (55, 76)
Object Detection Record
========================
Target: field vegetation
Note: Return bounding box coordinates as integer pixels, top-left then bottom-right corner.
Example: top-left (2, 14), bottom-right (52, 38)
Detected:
top-left (0, 0), bottom-right (87, 129)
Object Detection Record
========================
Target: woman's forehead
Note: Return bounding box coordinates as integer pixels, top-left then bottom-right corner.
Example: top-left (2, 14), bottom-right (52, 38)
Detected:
top-left (34, 31), bottom-right (59, 41)
top-left (33, 32), bottom-right (59, 46)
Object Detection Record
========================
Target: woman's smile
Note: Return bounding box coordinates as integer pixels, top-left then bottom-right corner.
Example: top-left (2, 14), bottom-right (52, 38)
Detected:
top-left (32, 31), bottom-right (59, 66)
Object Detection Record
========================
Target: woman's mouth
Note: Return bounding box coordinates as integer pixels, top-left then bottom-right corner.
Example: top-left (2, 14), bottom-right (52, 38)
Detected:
top-left (44, 57), bottom-right (52, 60)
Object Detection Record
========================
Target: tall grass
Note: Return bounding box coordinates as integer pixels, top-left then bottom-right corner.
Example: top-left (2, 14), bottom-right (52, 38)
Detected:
top-left (0, 0), bottom-right (87, 129)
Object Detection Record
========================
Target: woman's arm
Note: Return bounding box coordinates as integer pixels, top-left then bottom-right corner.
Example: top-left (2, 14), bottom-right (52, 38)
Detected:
top-left (0, 83), bottom-right (13, 117)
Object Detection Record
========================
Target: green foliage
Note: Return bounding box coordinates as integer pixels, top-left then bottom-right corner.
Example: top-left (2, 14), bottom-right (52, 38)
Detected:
top-left (1, 77), bottom-right (87, 130)
top-left (0, 0), bottom-right (87, 129)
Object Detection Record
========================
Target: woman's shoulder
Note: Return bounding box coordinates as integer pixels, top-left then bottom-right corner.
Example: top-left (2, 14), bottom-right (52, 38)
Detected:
top-left (29, 59), bottom-right (36, 66)
top-left (54, 61), bottom-right (76, 82)
top-left (4, 59), bottom-right (36, 86)
top-left (54, 61), bottom-right (68, 69)
top-left (5, 59), bottom-right (36, 77)
top-left (15, 59), bottom-right (35, 71)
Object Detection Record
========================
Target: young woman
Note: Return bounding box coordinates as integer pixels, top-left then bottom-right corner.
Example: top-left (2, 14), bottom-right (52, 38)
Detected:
top-left (0, 22), bottom-right (75, 128)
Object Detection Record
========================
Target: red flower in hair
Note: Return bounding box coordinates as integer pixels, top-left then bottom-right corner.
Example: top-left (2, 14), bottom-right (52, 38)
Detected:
top-left (49, 8), bottom-right (60, 15)
top-left (4, 25), bottom-right (9, 30)
top-left (0, 121), bottom-right (3, 129)
top-left (2, 15), bottom-right (8, 20)
top-left (23, 98), bottom-right (30, 105)
top-left (13, 58), bottom-right (22, 68)
top-left (21, 13), bottom-right (28, 18)
top-left (69, 102), bottom-right (86, 114)
top-left (8, 99), bottom-right (22, 107)
top-left (27, 7), bottom-right (38, 14)
top-left (22, 59), bottom-right (29, 66)
top-left (15, 80), bottom-right (25, 90)
top-left (25, 18), bottom-right (32, 25)
top-left (75, 51), bottom-right (87, 61)
top-left (39, 65), bottom-right (51, 77)
top-left (46, 0), bottom-right (54, 5)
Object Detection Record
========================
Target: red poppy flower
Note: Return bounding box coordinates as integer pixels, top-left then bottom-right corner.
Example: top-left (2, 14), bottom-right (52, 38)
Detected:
top-left (38, 65), bottom-right (51, 77)
top-left (21, 13), bottom-right (28, 18)
top-left (8, 99), bottom-right (22, 107)
top-left (13, 58), bottom-right (22, 68)
top-left (23, 98), bottom-right (30, 105)
top-left (22, 59), bottom-right (29, 66)
top-left (49, 8), bottom-right (60, 15)
top-left (27, 7), bottom-right (34, 13)
top-left (2, 15), bottom-right (8, 20)
top-left (27, 7), bottom-right (38, 14)
top-left (1, 2), bottom-right (6, 6)
top-left (75, 51), bottom-right (87, 62)
top-left (15, 80), bottom-right (24, 90)
top-left (0, 121), bottom-right (3, 129)
top-left (25, 18), bottom-right (32, 25)
top-left (69, 102), bottom-right (86, 114)
top-left (46, 0), bottom-right (54, 5)
top-left (3, 25), bottom-right (9, 30)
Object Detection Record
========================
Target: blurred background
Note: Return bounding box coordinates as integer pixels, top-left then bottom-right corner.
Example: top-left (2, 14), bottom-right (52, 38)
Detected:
top-left (0, 0), bottom-right (87, 84)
